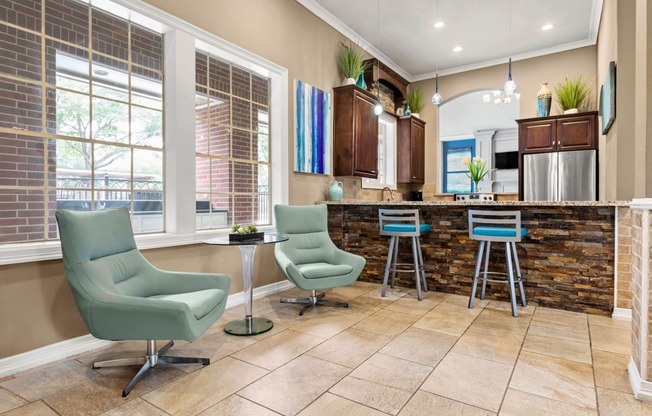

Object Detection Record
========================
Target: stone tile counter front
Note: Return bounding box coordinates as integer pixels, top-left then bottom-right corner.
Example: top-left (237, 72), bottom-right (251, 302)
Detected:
top-left (325, 200), bottom-right (628, 316)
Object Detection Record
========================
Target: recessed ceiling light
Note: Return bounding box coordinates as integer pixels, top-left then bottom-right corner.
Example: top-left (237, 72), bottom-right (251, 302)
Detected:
top-left (434, 21), bottom-right (445, 28)
top-left (452, 46), bottom-right (463, 52)
top-left (94, 69), bottom-right (110, 76)
top-left (542, 23), bottom-right (554, 31)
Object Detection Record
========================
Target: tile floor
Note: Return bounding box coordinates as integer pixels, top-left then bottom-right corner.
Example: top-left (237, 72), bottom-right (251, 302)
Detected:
top-left (1, 281), bottom-right (651, 416)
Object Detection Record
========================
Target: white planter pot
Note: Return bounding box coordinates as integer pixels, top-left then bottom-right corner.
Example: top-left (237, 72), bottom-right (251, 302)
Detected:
top-left (563, 108), bottom-right (579, 114)
top-left (344, 78), bottom-right (356, 86)
top-left (412, 113), bottom-right (420, 119)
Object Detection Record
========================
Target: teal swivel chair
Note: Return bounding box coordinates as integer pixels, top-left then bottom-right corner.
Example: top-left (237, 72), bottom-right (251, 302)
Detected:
top-left (55, 208), bottom-right (231, 397)
top-left (274, 204), bottom-right (366, 315)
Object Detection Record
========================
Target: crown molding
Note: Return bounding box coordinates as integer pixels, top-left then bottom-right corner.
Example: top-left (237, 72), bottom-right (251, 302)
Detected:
top-left (590, 0), bottom-right (605, 43)
top-left (295, 0), bottom-right (414, 82)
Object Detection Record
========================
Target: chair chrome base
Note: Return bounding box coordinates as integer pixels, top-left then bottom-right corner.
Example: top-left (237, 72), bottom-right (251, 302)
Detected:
top-left (281, 290), bottom-right (349, 315)
top-left (93, 340), bottom-right (209, 397)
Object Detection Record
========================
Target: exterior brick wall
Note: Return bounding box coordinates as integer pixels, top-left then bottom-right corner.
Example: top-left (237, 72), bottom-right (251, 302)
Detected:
top-left (631, 209), bottom-right (643, 372)
top-left (328, 203), bottom-right (616, 315)
top-left (618, 206), bottom-right (633, 309)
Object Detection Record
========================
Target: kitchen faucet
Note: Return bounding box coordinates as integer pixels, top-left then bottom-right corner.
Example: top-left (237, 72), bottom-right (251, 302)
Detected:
top-left (381, 187), bottom-right (395, 202)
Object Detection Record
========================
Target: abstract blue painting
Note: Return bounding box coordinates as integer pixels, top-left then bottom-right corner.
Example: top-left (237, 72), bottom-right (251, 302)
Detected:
top-left (295, 80), bottom-right (331, 174)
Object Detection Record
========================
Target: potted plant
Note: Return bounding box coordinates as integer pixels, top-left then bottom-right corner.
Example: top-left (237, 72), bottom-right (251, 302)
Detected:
top-left (337, 42), bottom-right (367, 86)
top-left (462, 156), bottom-right (495, 193)
top-left (554, 76), bottom-right (591, 114)
top-left (229, 224), bottom-right (263, 242)
top-left (407, 88), bottom-right (424, 118)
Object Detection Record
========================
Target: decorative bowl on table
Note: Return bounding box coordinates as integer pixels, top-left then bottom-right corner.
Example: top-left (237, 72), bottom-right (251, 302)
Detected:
top-left (229, 224), bottom-right (263, 242)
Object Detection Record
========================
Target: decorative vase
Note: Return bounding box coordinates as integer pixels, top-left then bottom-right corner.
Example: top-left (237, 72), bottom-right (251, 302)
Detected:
top-left (328, 180), bottom-right (343, 201)
top-left (536, 83), bottom-right (552, 117)
top-left (356, 73), bottom-right (367, 90)
top-left (344, 77), bottom-right (356, 86)
top-left (564, 108), bottom-right (579, 114)
top-left (473, 181), bottom-right (480, 193)
top-left (403, 102), bottom-right (411, 116)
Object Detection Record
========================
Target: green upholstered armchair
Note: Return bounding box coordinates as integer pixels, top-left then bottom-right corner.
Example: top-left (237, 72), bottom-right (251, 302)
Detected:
top-left (274, 204), bottom-right (366, 315)
top-left (55, 208), bottom-right (230, 396)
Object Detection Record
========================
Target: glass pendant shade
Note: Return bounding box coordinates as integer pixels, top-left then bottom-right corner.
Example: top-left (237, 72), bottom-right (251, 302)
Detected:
top-left (374, 102), bottom-right (383, 115)
top-left (504, 58), bottom-right (517, 95)
top-left (431, 74), bottom-right (442, 105)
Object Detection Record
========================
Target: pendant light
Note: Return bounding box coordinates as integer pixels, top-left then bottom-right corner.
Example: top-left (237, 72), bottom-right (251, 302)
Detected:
top-left (431, 0), bottom-right (442, 105)
top-left (373, 0), bottom-right (383, 115)
top-left (503, 0), bottom-right (517, 96)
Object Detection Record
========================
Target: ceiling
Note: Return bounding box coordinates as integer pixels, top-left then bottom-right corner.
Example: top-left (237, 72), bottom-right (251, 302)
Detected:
top-left (299, 0), bottom-right (602, 82)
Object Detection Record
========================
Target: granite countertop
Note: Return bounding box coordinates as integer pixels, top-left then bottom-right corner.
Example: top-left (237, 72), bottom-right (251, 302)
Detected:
top-left (321, 200), bottom-right (629, 207)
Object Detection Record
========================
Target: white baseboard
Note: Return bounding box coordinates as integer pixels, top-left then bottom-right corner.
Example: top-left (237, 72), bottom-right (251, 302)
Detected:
top-left (613, 307), bottom-right (633, 321)
top-left (629, 357), bottom-right (652, 402)
top-left (0, 279), bottom-right (294, 378)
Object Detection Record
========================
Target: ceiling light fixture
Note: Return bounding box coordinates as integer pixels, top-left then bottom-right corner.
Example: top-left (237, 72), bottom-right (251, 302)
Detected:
top-left (503, 0), bottom-right (517, 96)
top-left (431, 0), bottom-right (443, 106)
top-left (541, 23), bottom-right (554, 31)
top-left (374, 0), bottom-right (383, 116)
top-left (434, 21), bottom-right (444, 28)
top-left (452, 46), bottom-right (463, 52)
top-left (94, 69), bottom-right (109, 76)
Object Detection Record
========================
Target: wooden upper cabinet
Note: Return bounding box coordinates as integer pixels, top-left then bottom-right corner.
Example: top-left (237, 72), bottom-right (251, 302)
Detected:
top-left (398, 116), bottom-right (425, 183)
top-left (517, 111), bottom-right (597, 154)
top-left (333, 85), bottom-right (379, 178)
top-left (556, 115), bottom-right (596, 151)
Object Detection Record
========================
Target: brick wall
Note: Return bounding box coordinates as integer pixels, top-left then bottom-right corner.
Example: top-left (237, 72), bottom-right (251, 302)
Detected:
top-left (631, 209), bottom-right (643, 371)
top-left (618, 206), bottom-right (633, 309)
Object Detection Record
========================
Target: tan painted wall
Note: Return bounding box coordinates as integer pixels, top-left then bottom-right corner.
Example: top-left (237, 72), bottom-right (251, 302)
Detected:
top-left (412, 46), bottom-right (598, 189)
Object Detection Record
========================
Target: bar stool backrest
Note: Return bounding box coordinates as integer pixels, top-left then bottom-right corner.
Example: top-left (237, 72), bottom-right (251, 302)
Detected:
top-left (468, 210), bottom-right (522, 243)
top-left (379, 209), bottom-right (421, 237)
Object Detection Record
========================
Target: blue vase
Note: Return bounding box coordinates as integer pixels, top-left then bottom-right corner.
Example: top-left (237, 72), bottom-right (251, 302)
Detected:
top-left (356, 73), bottom-right (367, 90)
top-left (537, 97), bottom-right (551, 117)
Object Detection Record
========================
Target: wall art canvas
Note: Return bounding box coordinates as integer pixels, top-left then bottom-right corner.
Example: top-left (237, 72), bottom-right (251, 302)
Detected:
top-left (600, 61), bottom-right (616, 135)
top-left (294, 80), bottom-right (331, 174)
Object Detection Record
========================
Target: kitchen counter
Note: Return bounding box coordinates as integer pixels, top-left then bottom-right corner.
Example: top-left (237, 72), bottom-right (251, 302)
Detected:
top-left (326, 201), bottom-right (623, 315)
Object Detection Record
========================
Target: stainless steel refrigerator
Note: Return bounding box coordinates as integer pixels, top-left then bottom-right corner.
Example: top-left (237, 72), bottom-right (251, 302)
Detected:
top-left (523, 150), bottom-right (596, 201)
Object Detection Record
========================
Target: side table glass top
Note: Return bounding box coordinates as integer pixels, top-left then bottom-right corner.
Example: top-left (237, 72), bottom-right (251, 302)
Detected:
top-left (204, 233), bottom-right (288, 336)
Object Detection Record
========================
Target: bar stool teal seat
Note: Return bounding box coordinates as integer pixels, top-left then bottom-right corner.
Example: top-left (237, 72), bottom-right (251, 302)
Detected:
top-left (379, 209), bottom-right (430, 301)
top-left (468, 210), bottom-right (527, 317)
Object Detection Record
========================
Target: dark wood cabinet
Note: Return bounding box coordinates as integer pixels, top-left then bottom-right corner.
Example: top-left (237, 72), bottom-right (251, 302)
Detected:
top-left (333, 85), bottom-right (379, 178)
top-left (397, 116), bottom-right (425, 183)
top-left (518, 112), bottom-right (597, 154)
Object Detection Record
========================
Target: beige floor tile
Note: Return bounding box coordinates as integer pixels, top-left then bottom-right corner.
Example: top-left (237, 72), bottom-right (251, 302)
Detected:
top-left (590, 325), bottom-right (631, 355)
top-left (231, 329), bottom-right (325, 370)
top-left (527, 323), bottom-right (590, 344)
top-left (44, 365), bottom-right (186, 416)
top-left (592, 350), bottom-right (631, 393)
top-left (523, 334), bottom-right (592, 364)
top-left (198, 395), bottom-right (280, 416)
top-left (336, 294), bottom-right (392, 317)
top-left (596, 386), bottom-right (652, 416)
top-left (329, 376), bottom-right (413, 415)
top-left (364, 286), bottom-right (411, 301)
top-left (380, 327), bottom-right (457, 366)
top-left (347, 353), bottom-right (432, 392)
top-left (141, 357), bottom-right (267, 416)
top-left (351, 309), bottom-right (419, 337)
top-left (100, 398), bottom-right (168, 415)
top-left (412, 313), bottom-right (475, 337)
top-left (306, 328), bottom-right (391, 368)
top-left (444, 293), bottom-right (489, 308)
top-left (485, 300), bottom-right (536, 315)
top-left (383, 296), bottom-right (441, 316)
top-left (500, 388), bottom-right (597, 416)
top-left (470, 308), bottom-right (531, 335)
top-left (327, 285), bottom-right (379, 299)
top-left (352, 281), bottom-right (383, 289)
top-left (238, 355), bottom-right (349, 416)
top-left (587, 314), bottom-right (630, 330)
top-left (452, 328), bottom-right (523, 365)
top-left (297, 392), bottom-right (386, 416)
top-left (509, 351), bottom-right (596, 410)
top-left (173, 331), bottom-right (257, 372)
top-left (404, 289), bottom-right (449, 302)
top-left (0, 360), bottom-right (101, 401)
top-left (532, 307), bottom-right (588, 330)
top-left (398, 390), bottom-right (494, 416)
top-left (434, 301), bottom-right (485, 317)
top-left (290, 311), bottom-right (363, 338)
top-left (1, 401), bottom-right (58, 416)
top-left (421, 352), bottom-right (513, 412)
top-left (0, 388), bottom-right (28, 413)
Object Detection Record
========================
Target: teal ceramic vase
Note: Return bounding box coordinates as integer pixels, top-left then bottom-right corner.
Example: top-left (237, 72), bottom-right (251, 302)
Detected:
top-left (328, 180), bottom-right (343, 201)
top-left (536, 83), bottom-right (552, 117)
top-left (356, 73), bottom-right (367, 90)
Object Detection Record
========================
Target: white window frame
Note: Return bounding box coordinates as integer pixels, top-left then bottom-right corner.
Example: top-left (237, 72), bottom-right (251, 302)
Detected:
top-left (0, 0), bottom-right (289, 265)
top-left (362, 114), bottom-right (397, 190)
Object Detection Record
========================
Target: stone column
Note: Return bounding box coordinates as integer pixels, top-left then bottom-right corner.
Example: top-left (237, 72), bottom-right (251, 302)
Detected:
top-left (629, 199), bottom-right (652, 401)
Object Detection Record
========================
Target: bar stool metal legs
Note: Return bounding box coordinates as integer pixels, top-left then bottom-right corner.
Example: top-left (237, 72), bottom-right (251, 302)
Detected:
top-left (382, 235), bottom-right (428, 300)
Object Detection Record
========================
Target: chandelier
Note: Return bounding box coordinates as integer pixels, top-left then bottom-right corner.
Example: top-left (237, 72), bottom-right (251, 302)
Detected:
top-left (483, 89), bottom-right (520, 105)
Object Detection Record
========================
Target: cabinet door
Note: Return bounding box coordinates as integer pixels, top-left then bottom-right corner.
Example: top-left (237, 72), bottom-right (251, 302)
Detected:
top-left (557, 115), bottom-right (596, 151)
top-left (519, 120), bottom-right (556, 153)
top-left (410, 121), bottom-right (425, 182)
top-left (353, 92), bottom-right (379, 177)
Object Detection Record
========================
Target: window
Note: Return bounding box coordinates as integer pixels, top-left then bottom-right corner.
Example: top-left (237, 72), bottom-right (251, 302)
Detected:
top-left (362, 114), bottom-right (396, 190)
top-left (194, 52), bottom-right (271, 230)
top-left (0, 0), bottom-right (164, 243)
top-left (443, 139), bottom-right (475, 193)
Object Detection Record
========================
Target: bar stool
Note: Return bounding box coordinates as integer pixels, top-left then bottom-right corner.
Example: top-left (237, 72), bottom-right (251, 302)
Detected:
top-left (467, 210), bottom-right (527, 317)
top-left (379, 209), bottom-right (430, 301)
